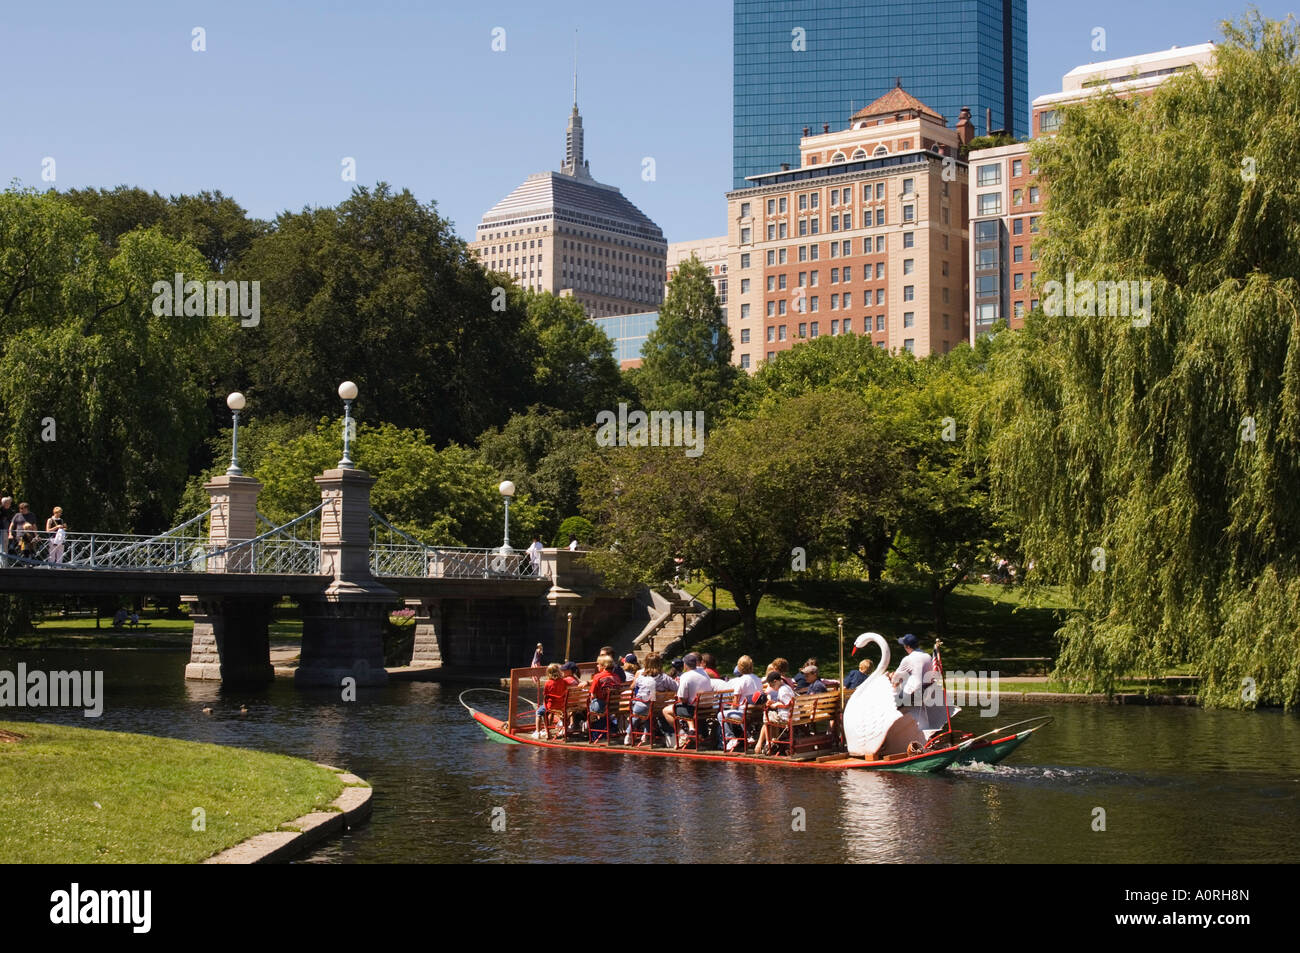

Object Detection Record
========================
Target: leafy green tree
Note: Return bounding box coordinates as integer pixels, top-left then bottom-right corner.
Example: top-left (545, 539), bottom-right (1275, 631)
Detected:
top-left (636, 256), bottom-right (741, 420)
top-left (983, 12), bottom-right (1300, 707)
top-left (524, 292), bottom-right (621, 422)
top-left (580, 391), bottom-right (892, 647)
top-left (476, 408), bottom-right (594, 541)
top-left (183, 419), bottom-right (543, 547)
top-left (554, 515), bottom-right (594, 547)
top-left (234, 184), bottom-right (536, 444)
top-left (0, 187), bottom-right (227, 532)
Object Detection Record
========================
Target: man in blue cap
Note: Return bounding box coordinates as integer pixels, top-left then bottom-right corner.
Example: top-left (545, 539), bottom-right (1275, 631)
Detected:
top-left (890, 633), bottom-right (944, 732)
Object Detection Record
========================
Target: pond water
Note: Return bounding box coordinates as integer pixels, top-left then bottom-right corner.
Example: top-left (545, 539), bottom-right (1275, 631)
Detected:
top-left (3, 647), bottom-right (1296, 863)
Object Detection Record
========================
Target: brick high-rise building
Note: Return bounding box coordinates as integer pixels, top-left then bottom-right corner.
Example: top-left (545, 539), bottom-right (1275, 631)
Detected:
top-left (470, 93), bottom-right (666, 319)
top-left (727, 84), bottom-right (970, 370)
top-left (968, 43), bottom-right (1216, 340)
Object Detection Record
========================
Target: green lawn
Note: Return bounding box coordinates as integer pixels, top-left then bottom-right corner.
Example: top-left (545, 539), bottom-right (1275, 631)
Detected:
top-left (12, 605), bottom-right (304, 649)
top-left (0, 721), bottom-right (346, 863)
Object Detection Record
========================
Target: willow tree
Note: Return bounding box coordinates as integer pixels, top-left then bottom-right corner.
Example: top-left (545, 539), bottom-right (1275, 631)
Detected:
top-left (982, 12), bottom-right (1300, 708)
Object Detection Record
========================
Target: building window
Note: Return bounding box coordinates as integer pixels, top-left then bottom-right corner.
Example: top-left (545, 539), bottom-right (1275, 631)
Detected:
top-left (779, 325), bottom-right (787, 341)
top-left (903, 259), bottom-right (914, 275)
top-left (903, 339), bottom-right (915, 353)
top-left (799, 194), bottom-right (808, 211)
top-left (831, 267), bottom-right (839, 283)
top-left (810, 219), bottom-right (820, 235)
top-left (1013, 273), bottom-right (1024, 291)
top-left (810, 321), bottom-right (819, 337)
top-left (977, 164), bottom-right (1001, 187)
top-left (1012, 246), bottom-right (1024, 263)
top-left (779, 274), bottom-right (787, 290)
top-left (1013, 188), bottom-right (1023, 206)
top-left (810, 271), bottom-right (819, 286)
top-left (767, 301), bottom-right (775, 317)
top-left (903, 285), bottom-right (914, 301)
top-left (741, 303), bottom-right (750, 319)
top-left (1039, 110), bottom-right (1062, 133)
top-left (809, 245), bottom-right (819, 260)
top-left (779, 223), bottom-right (788, 238)
top-left (740, 328), bottom-right (750, 343)
top-left (876, 236), bottom-right (886, 252)
top-left (741, 227), bottom-right (751, 243)
top-left (1014, 301), bottom-right (1025, 320)
top-left (976, 276), bottom-right (998, 295)
top-left (1030, 217), bottom-right (1040, 233)
top-left (779, 300), bottom-right (787, 315)
top-left (799, 220), bottom-right (808, 237)
top-left (766, 250), bottom-right (775, 266)
top-left (978, 193), bottom-right (1002, 216)
top-left (766, 199), bottom-right (775, 215)
top-left (779, 197), bottom-right (787, 213)
top-left (843, 292), bottom-right (852, 308)
top-left (976, 221), bottom-right (998, 242)
top-left (1012, 159), bottom-right (1023, 177)
top-left (1029, 186), bottom-right (1040, 204)
top-left (902, 205), bottom-right (914, 223)
top-left (768, 225), bottom-right (776, 240)
top-left (876, 289), bottom-right (885, 305)
top-left (902, 177), bottom-right (915, 195)
top-left (903, 312), bottom-right (914, 328)
top-left (779, 249), bottom-right (788, 264)
top-left (831, 319), bottom-right (839, 334)
top-left (767, 276), bottom-right (775, 292)
top-left (876, 263), bottom-right (885, 279)
top-left (767, 351), bottom-right (774, 362)
top-left (1013, 219), bottom-right (1024, 235)
top-left (831, 293), bottom-right (839, 310)
top-left (876, 208), bottom-right (886, 226)
top-left (798, 246), bottom-right (808, 262)
top-left (741, 278), bottom-right (750, 293)
top-left (740, 353), bottom-right (751, 369)
top-left (830, 244), bottom-right (838, 259)
top-left (740, 202), bottom-right (751, 217)
top-left (876, 315), bottom-right (885, 331)
top-left (810, 296), bottom-right (819, 312)
top-left (767, 325), bottom-right (775, 342)
top-left (830, 189), bottom-right (839, 205)
top-left (798, 323), bottom-right (807, 338)
top-left (841, 265), bottom-right (851, 283)
top-left (830, 215), bottom-right (839, 233)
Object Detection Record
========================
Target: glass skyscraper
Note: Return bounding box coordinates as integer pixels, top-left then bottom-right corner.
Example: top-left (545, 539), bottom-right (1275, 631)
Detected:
top-left (734, 0), bottom-right (1028, 188)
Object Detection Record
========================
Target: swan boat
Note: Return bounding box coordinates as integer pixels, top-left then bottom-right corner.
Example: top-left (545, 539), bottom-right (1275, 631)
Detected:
top-left (464, 633), bottom-right (1046, 772)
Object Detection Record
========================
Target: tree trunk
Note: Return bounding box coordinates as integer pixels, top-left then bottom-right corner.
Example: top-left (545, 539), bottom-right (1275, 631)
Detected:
top-left (931, 581), bottom-right (948, 638)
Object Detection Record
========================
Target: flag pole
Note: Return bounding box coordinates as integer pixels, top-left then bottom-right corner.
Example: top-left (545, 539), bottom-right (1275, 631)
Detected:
top-left (565, 611), bottom-right (573, 662)
top-left (837, 616), bottom-right (845, 734)
top-left (934, 638), bottom-right (953, 737)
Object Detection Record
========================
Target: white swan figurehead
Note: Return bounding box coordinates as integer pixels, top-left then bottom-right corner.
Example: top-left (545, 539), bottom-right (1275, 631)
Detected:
top-left (843, 632), bottom-right (908, 757)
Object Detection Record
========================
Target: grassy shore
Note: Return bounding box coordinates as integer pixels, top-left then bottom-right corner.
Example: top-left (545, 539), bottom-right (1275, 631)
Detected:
top-left (0, 721), bottom-right (343, 863)
top-left (10, 608), bottom-right (303, 649)
top-left (684, 579), bottom-right (1202, 696)
top-left (691, 579), bottom-right (1072, 677)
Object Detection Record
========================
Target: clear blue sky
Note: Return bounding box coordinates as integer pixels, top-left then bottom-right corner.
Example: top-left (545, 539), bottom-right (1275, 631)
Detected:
top-left (2, 1), bottom-right (1290, 243)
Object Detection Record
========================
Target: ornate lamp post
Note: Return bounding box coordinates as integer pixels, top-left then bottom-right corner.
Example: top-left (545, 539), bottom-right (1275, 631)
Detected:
top-left (338, 381), bottom-right (358, 469)
top-left (498, 480), bottom-right (515, 553)
top-left (226, 392), bottom-right (246, 476)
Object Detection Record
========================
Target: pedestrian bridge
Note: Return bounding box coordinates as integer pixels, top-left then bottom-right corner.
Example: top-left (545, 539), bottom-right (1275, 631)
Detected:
top-left (0, 467), bottom-right (637, 687)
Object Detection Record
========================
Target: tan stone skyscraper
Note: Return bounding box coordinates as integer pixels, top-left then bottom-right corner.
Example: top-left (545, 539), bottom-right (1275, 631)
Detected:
top-left (470, 87), bottom-right (666, 319)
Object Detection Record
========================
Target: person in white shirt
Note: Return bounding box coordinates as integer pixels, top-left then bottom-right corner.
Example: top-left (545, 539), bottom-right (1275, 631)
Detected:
top-left (756, 670), bottom-right (796, 754)
top-left (891, 633), bottom-right (943, 731)
top-left (568, 535), bottom-right (579, 551)
top-left (526, 536), bottom-right (544, 574)
top-left (721, 655), bottom-right (764, 751)
top-left (663, 652), bottom-right (712, 748)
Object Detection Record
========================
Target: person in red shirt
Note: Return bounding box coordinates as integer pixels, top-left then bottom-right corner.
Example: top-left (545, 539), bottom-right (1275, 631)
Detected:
top-left (536, 663), bottom-right (568, 738)
top-left (701, 653), bottom-right (721, 679)
top-left (587, 655), bottom-right (622, 739)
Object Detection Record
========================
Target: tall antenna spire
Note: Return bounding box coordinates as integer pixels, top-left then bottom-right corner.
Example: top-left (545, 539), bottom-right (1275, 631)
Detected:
top-left (572, 28), bottom-right (578, 109)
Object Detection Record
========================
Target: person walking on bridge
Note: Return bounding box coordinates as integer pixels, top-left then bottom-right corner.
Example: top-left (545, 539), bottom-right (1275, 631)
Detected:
top-left (0, 497), bottom-right (12, 567)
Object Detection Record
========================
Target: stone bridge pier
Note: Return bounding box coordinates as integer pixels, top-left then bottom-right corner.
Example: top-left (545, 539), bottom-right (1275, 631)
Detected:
top-left (295, 467), bottom-right (391, 689)
top-left (184, 474), bottom-right (275, 684)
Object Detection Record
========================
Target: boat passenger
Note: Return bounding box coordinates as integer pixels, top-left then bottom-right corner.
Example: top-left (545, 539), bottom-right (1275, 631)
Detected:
top-left (701, 653), bottom-right (721, 679)
top-left (588, 655), bottom-right (622, 737)
top-left (769, 658), bottom-right (799, 692)
top-left (600, 645), bottom-right (627, 682)
top-left (627, 657), bottom-right (661, 745)
top-left (560, 661), bottom-right (583, 733)
top-left (891, 633), bottom-right (945, 731)
top-left (721, 655), bottom-right (764, 752)
top-left (536, 663), bottom-right (568, 738)
top-left (756, 671), bottom-right (795, 755)
top-left (843, 658), bottom-right (873, 690)
top-left (668, 658), bottom-right (684, 680)
top-left (663, 652), bottom-right (711, 749)
top-left (641, 652), bottom-right (678, 738)
top-left (622, 652), bottom-right (640, 679)
top-left (800, 664), bottom-right (828, 694)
